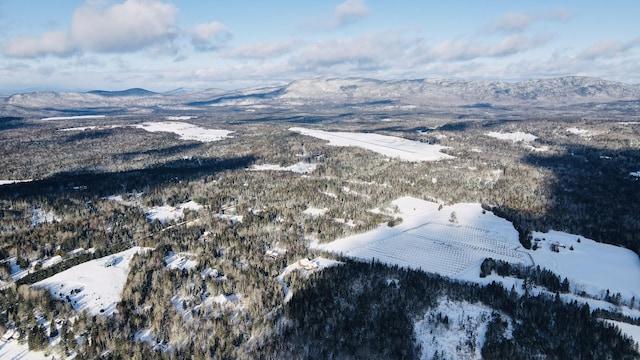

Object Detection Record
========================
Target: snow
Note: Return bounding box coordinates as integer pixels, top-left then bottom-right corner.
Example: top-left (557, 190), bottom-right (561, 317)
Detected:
top-left (0, 338), bottom-right (49, 359)
top-left (0, 179), bottom-right (33, 186)
top-left (31, 208), bottom-right (58, 225)
top-left (605, 320), bottom-right (640, 351)
top-left (567, 127), bottom-right (600, 137)
top-left (165, 116), bottom-right (196, 120)
top-left (145, 200), bottom-right (202, 223)
top-left (290, 127), bottom-right (454, 162)
top-left (132, 121), bottom-right (232, 142)
top-left (314, 197), bottom-right (527, 277)
top-left (415, 298), bottom-right (508, 360)
top-left (486, 131), bottom-right (537, 143)
top-left (302, 207), bottom-right (328, 217)
top-left (165, 252), bottom-right (198, 271)
top-left (41, 115), bottom-right (106, 121)
top-left (33, 247), bottom-right (149, 316)
top-left (277, 257), bottom-right (342, 303)
top-left (314, 196), bottom-right (640, 312)
top-left (250, 162), bottom-right (318, 174)
top-left (630, 171), bottom-right (640, 178)
top-left (528, 230), bottom-right (640, 301)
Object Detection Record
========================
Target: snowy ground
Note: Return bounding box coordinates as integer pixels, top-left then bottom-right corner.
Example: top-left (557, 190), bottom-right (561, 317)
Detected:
top-left (415, 298), bottom-right (510, 360)
top-left (485, 131), bottom-right (537, 143)
top-left (250, 162), bottom-right (318, 174)
top-left (314, 197), bottom-right (528, 277)
top-left (132, 122), bottom-right (232, 142)
top-left (58, 121), bottom-right (232, 143)
top-left (165, 252), bottom-right (198, 271)
top-left (33, 247), bottom-right (149, 316)
top-left (146, 200), bottom-right (202, 223)
top-left (41, 115), bottom-right (106, 121)
top-left (0, 179), bottom-right (33, 186)
top-left (290, 127), bottom-right (453, 162)
top-left (314, 196), bottom-right (640, 310)
top-left (0, 339), bottom-right (49, 360)
top-left (528, 230), bottom-right (640, 301)
top-left (605, 320), bottom-right (640, 351)
top-left (277, 257), bottom-right (343, 303)
top-left (31, 208), bottom-right (58, 226)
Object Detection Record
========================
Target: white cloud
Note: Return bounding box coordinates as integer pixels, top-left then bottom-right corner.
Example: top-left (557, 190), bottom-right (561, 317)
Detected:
top-left (334, 0), bottom-right (370, 27)
top-left (303, 0), bottom-right (370, 30)
top-left (290, 31), bottom-right (407, 71)
top-left (2, 0), bottom-right (178, 58)
top-left (578, 37), bottom-right (640, 60)
top-left (227, 39), bottom-right (301, 59)
top-left (71, 0), bottom-right (177, 52)
top-left (483, 8), bottom-right (572, 34)
top-left (3, 30), bottom-right (77, 58)
top-left (418, 34), bottom-right (551, 62)
top-left (190, 21), bottom-right (232, 51)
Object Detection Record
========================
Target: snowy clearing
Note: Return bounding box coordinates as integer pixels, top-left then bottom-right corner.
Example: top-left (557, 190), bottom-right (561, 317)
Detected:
top-left (528, 230), bottom-right (640, 301)
top-left (146, 200), bottom-right (202, 223)
top-left (278, 257), bottom-right (343, 303)
top-left (605, 320), bottom-right (640, 351)
top-left (33, 247), bottom-right (148, 316)
top-left (0, 338), bottom-right (49, 359)
top-left (302, 207), bottom-right (328, 218)
top-left (0, 179), bottom-right (33, 186)
top-left (250, 162), bottom-right (318, 174)
top-left (133, 121), bottom-right (232, 142)
top-left (567, 127), bottom-right (600, 137)
top-left (165, 252), bottom-right (198, 271)
top-left (314, 196), bottom-right (640, 308)
top-left (166, 115), bottom-right (197, 120)
top-left (314, 197), bottom-right (527, 277)
top-left (31, 208), bottom-right (58, 225)
top-left (486, 131), bottom-right (537, 143)
top-left (415, 298), bottom-right (509, 360)
top-left (41, 115), bottom-right (106, 121)
top-left (290, 127), bottom-right (453, 161)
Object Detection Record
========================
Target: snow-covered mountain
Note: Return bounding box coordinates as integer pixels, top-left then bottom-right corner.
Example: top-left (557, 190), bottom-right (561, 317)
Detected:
top-left (2, 76), bottom-right (640, 116)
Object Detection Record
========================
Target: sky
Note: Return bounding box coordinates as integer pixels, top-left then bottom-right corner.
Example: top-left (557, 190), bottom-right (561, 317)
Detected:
top-left (0, 0), bottom-right (639, 93)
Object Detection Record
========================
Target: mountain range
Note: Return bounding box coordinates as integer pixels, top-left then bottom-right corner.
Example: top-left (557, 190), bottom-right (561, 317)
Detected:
top-left (2, 76), bottom-right (640, 119)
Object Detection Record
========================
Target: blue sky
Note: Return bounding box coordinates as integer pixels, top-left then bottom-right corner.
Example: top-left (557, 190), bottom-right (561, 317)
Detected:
top-left (0, 0), bottom-right (639, 92)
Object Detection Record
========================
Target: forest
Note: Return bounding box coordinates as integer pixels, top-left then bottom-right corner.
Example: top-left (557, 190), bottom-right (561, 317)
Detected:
top-left (0, 109), bottom-right (639, 358)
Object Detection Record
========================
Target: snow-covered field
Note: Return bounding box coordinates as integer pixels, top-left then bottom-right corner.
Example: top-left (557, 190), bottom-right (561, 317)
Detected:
top-left (250, 162), bottom-right (318, 174)
top-left (58, 121), bottom-right (232, 143)
top-left (0, 339), bottom-right (49, 360)
top-left (314, 197), bottom-right (528, 277)
top-left (486, 131), bottom-right (537, 143)
top-left (41, 115), bottom-right (106, 121)
top-left (146, 200), bottom-right (202, 223)
top-left (290, 127), bottom-right (453, 161)
top-left (528, 230), bottom-right (640, 300)
top-left (132, 122), bottom-right (232, 142)
top-left (0, 179), bottom-right (33, 186)
top-left (33, 247), bottom-right (148, 316)
top-left (605, 320), bottom-right (640, 351)
top-left (314, 196), bottom-right (640, 307)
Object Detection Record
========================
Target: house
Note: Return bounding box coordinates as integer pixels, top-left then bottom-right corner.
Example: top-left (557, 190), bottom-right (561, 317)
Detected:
top-left (297, 258), bottom-right (319, 271)
top-left (550, 242), bottom-right (565, 252)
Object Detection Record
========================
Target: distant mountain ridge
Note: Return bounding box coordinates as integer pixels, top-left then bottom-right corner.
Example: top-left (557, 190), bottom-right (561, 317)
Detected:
top-left (2, 76), bottom-right (640, 117)
top-left (86, 88), bottom-right (158, 97)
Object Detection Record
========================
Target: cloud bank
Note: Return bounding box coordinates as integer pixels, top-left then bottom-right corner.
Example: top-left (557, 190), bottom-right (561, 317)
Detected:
top-left (2, 0), bottom-right (228, 58)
